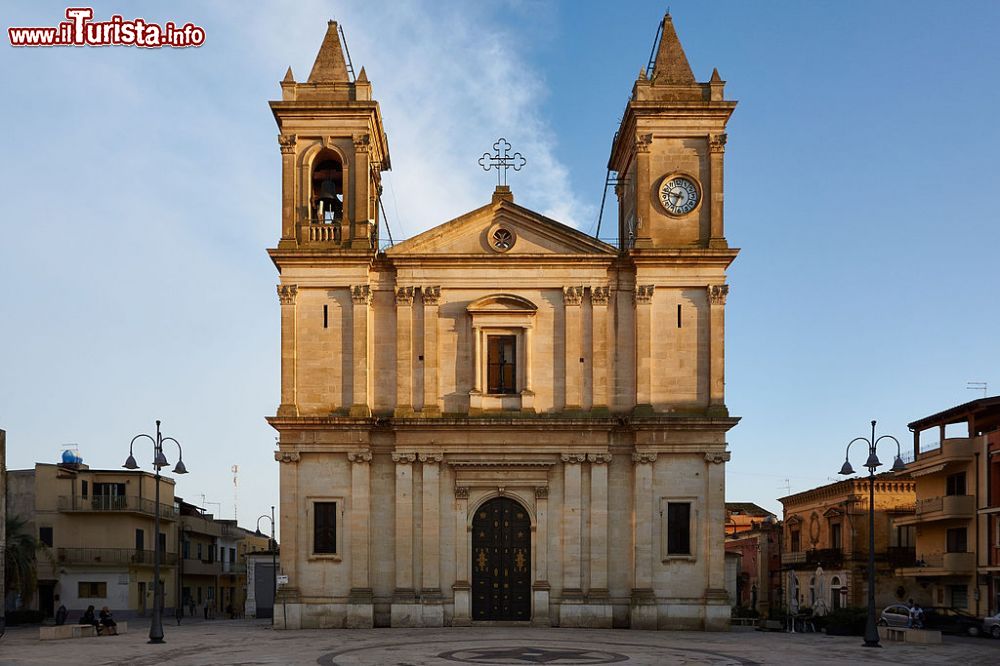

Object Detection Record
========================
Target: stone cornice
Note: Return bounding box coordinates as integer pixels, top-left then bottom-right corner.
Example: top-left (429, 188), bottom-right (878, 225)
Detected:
top-left (447, 460), bottom-right (556, 469)
top-left (267, 415), bottom-right (741, 432)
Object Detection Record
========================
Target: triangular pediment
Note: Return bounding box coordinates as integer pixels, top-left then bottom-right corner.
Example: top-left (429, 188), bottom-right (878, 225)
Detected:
top-left (387, 197), bottom-right (616, 257)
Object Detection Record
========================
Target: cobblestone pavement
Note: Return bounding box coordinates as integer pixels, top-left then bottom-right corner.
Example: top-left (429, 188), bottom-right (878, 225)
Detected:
top-left (1, 621), bottom-right (998, 665)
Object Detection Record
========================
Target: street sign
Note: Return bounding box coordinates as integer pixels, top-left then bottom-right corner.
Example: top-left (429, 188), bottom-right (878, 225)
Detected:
top-left (276, 575), bottom-right (288, 586)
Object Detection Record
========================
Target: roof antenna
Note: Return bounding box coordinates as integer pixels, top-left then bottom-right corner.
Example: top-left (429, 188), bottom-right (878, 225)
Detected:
top-left (967, 381), bottom-right (987, 398)
top-left (338, 23), bottom-right (356, 82)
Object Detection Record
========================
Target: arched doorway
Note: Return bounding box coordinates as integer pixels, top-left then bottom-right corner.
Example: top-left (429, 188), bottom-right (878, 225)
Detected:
top-left (472, 497), bottom-right (531, 621)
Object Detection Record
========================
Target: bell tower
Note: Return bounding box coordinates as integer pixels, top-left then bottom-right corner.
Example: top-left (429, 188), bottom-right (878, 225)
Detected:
top-left (609, 14), bottom-right (735, 251)
top-left (270, 21), bottom-right (390, 250)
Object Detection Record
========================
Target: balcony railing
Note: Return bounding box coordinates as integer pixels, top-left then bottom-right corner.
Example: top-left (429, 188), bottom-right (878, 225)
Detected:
top-left (58, 495), bottom-right (178, 520)
top-left (886, 546), bottom-right (917, 568)
top-left (915, 494), bottom-right (975, 518)
top-left (57, 548), bottom-right (178, 566)
top-left (781, 551), bottom-right (806, 565)
top-left (222, 562), bottom-right (247, 574)
top-left (806, 548), bottom-right (844, 567)
top-left (915, 551), bottom-right (976, 574)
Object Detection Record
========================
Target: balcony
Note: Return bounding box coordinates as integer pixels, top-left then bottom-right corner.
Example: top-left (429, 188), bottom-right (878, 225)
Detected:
top-left (885, 546), bottom-right (917, 568)
top-left (897, 551), bottom-right (975, 576)
top-left (57, 548), bottom-right (178, 567)
top-left (781, 551), bottom-right (806, 565)
top-left (58, 495), bottom-right (178, 521)
top-left (222, 561), bottom-right (247, 575)
top-left (806, 548), bottom-right (844, 568)
top-left (181, 558), bottom-right (221, 577)
top-left (894, 494), bottom-right (974, 525)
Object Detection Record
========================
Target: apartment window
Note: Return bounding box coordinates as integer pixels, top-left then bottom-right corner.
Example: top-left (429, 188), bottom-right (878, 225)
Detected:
top-left (159, 532), bottom-right (167, 554)
top-left (665, 502), bottom-right (692, 555)
top-left (94, 482), bottom-right (126, 509)
top-left (39, 526), bottom-right (53, 547)
top-left (230, 547), bottom-right (236, 563)
top-left (895, 525), bottom-right (916, 548)
top-left (487, 335), bottom-right (517, 394)
top-left (314, 501), bottom-right (338, 554)
top-left (946, 527), bottom-right (968, 553)
top-left (946, 472), bottom-right (966, 496)
top-left (78, 582), bottom-right (107, 598)
top-left (81, 480), bottom-right (88, 498)
top-left (790, 529), bottom-right (801, 553)
top-left (135, 528), bottom-right (145, 551)
top-left (830, 523), bottom-right (842, 550)
top-left (182, 539), bottom-right (190, 559)
top-left (197, 543), bottom-right (203, 560)
top-left (950, 584), bottom-right (969, 609)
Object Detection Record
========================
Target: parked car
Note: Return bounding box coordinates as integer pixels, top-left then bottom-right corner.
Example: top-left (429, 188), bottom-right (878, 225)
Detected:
top-left (922, 607), bottom-right (981, 637)
top-left (878, 605), bottom-right (981, 636)
top-left (983, 611), bottom-right (1000, 639)
top-left (878, 604), bottom-right (912, 628)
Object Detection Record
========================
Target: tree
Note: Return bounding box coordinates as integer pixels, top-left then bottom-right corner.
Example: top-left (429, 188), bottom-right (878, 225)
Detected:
top-left (4, 516), bottom-right (41, 608)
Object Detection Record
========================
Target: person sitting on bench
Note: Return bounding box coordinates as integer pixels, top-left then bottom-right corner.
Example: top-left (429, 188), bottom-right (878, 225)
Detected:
top-left (80, 605), bottom-right (99, 631)
top-left (98, 606), bottom-right (118, 635)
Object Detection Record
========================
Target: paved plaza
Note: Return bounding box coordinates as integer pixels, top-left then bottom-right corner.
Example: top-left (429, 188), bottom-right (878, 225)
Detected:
top-left (1, 621), bottom-right (999, 665)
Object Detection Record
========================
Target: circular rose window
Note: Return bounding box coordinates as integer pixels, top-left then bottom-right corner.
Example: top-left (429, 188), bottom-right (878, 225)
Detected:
top-left (491, 226), bottom-right (515, 252)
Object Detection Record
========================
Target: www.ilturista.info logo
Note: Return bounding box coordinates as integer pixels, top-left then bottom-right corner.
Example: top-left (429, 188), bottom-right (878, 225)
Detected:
top-left (8, 7), bottom-right (205, 48)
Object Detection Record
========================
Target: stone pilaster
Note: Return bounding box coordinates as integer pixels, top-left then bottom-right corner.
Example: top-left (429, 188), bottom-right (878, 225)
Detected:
top-left (563, 287), bottom-right (583, 410)
top-left (633, 133), bottom-right (653, 248)
top-left (634, 286), bottom-right (654, 412)
top-left (708, 133), bottom-right (727, 248)
top-left (452, 486), bottom-right (472, 626)
top-left (346, 451), bottom-right (373, 627)
top-left (351, 133), bottom-right (372, 248)
top-left (560, 454), bottom-right (586, 597)
top-left (391, 452), bottom-right (418, 626)
top-left (704, 450), bottom-right (731, 630)
top-left (531, 485), bottom-right (551, 626)
top-left (277, 284), bottom-right (298, 417)
top-left (395, 286), bottom-right (414, 416)
top-left (273, 450), bottom-right (301, 629)
top-left (588, 453), bottom-right (611, 593)
top-left (591, 286), bottom-right (610, 411)
top-left (422, 286), bottom-right (441, 415)
top-left (350, 285), bottom-right (372, 417)
top-left (278, 134), bottom-right (296, 244)
top-left (708, 285), bottom-right (728, 415)
top-left (419, 453), bottom-right (444, 626)
top-left (630, 452), bottom-right (657, 629)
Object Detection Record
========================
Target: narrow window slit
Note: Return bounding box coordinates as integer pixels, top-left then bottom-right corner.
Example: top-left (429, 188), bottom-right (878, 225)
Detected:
top-left (677, 304), bottom-right (682, 328)
top-left (323, 304), bottom-right (328, 328)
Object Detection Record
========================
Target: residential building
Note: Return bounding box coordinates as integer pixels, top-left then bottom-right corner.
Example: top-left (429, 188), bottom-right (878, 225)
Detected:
top-left (897, 396), bottom-right (1000, 615)
top-left (779, 475), bottom-right (917, 612)
top-left (5, 459), bottom-right (179, 618)
top-left (724, 503), bottom-right (781, 615)
top-left (268, 15), bottom-right (739, 629)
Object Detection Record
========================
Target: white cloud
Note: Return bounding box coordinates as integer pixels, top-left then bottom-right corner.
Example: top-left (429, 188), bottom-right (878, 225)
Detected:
top-left (241, 0), bottom-right (591, 236)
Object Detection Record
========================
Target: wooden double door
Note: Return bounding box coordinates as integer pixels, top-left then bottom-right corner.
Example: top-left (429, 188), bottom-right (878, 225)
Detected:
top-left (472, 497), bottom-right (531, 621)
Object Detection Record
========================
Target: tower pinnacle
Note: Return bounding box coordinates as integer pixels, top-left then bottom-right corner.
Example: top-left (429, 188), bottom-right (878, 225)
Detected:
top-left (308, 21), bottom-right (350, 83)
top-left (651, 13), bottom-right (695, 84)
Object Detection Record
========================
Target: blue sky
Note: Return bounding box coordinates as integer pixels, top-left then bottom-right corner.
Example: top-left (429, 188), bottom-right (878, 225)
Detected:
top-left (1, 1), bottom-right (998, 529)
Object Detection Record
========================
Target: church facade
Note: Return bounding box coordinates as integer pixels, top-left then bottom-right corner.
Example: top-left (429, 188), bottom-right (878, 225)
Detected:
top-left (268, 15), bottom-right (739, 630)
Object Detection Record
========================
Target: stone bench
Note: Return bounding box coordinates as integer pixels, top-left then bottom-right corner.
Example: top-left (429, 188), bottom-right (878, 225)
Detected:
top-left (39, 621), bottom-right (128, 640)
top-left (877, 626), bottom-right (941, 644)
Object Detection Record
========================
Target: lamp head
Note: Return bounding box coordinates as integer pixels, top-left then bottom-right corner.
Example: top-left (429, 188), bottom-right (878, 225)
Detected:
top-left (154, 450), bottom-right (169, 468)
top-left (123, 454), bottom-right (139, 470)
top-left (891, 456), bottom-right (906, 473)
top-left (864, 451), bottom-right (882, 469)
top-left (172, 459), bottom-right (188, 475)
top-left (838, 460), bottom-right (855, 476)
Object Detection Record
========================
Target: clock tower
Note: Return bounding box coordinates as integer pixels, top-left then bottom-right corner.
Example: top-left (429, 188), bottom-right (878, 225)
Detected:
top-left (609, 13), bottom-right (736, 251)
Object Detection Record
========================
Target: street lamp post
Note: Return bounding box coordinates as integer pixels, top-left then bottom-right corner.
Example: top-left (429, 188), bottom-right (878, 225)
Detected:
top-left (257, 507), bottom-right (276, 626)
top-left (838, 419), bottom-right (905, 648)
top-left (124, 420), bottom-right (188, 644)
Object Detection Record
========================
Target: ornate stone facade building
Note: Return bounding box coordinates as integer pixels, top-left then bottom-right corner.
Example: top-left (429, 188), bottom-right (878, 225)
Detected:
top-left (268, 15), bottom-right (739, 630)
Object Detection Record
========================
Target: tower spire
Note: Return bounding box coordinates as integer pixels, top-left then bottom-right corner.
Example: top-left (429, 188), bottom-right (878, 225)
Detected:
top-left (651, 13), bottom-right (695, 84)
top-left (308, 20), bottom-right (350, 83)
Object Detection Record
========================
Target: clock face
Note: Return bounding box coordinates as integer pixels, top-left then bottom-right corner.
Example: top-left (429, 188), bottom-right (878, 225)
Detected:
top-left (659, 176), bottom-right (700, 216)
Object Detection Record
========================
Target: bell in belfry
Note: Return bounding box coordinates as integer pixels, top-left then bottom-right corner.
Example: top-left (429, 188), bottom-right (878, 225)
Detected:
top-left (316, 178), bottom-right (342, 220)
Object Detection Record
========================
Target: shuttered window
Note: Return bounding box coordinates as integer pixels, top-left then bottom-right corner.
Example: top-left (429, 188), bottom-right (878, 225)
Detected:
top-left (487, 335), bottom-right (517, 394)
